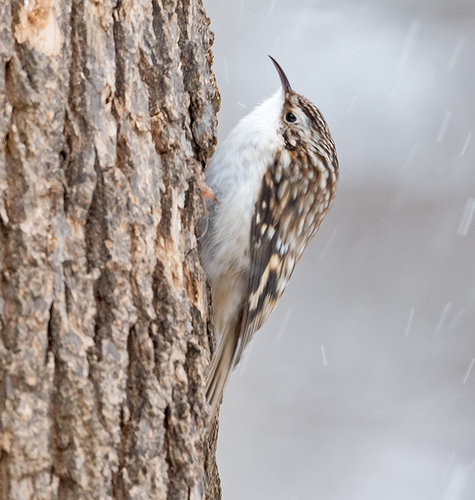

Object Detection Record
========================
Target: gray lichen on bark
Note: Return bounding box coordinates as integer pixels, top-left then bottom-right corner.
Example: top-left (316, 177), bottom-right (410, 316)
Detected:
top-left (0, 0), bottom-right (221, 498)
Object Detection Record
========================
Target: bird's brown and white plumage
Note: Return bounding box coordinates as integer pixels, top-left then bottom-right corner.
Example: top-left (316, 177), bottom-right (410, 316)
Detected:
top-left (201, 57), bottom-right (338, 412)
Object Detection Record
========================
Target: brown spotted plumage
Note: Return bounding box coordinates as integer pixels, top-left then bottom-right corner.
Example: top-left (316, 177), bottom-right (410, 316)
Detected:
top-left (201, 57), bottom-right (338, 413)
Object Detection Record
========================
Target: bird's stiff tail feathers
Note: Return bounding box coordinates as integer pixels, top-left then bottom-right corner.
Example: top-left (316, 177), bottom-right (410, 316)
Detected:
top-left (205, 318), bottom-right (242, 416)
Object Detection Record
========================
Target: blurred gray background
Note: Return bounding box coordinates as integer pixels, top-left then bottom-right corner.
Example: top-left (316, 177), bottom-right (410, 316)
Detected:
top-left (204, 1), bottom-right (475, 499)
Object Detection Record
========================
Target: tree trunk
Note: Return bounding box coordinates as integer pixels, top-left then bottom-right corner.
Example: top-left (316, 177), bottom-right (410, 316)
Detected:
top-left (0, 0), bottom-right (221, 498)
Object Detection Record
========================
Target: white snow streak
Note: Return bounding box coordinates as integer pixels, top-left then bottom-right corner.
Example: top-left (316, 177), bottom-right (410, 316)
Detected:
top-left (399, 21), bottom-right (419, 70)
top-left (460, 131), bottom-right (472, 157)
top-left (445, 394), bottom-right (461, 405)
top-left (447, 37), bottom-right (465, 72)
top-left (276, 308), bottom-right (292, 343)
top-left (435, 302), bottom-right (452, 335)
top-left (347, 96), bottom-right (357, 115)
top-left (320, 228), bottom-right (337, 260)
top-left (441, 452), bottom-right (456, 487)
top-left (404, 308), bottom-right (415, 337)
top-left (436, 110), bottom-right (451, 143)
top-left (462, 358), bottom-right (475, 384)
top-left (268, 0), bottom-right (277, 15)
top-left (401, 143), bottom-right (419, 172)
top-left (457, 197), bottom-right (475, 237)
top-left (320, 345), bottom-right (327, 367)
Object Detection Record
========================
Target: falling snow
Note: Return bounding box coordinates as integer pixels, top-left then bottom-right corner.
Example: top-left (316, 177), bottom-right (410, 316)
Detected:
top-left (404, 308), bottom-right (415, 336)
top-left (400, 143), bottom-right (419, 172)
top-left (275, 307), bottom-right (292, 343)
top-left (460, 131), bottom-right (472, 157)
top-left (320, 228), bottom-right (337, 260)
top-left (347, 95), bottom-right (357, 114)
top-left (457, 197), bottom-right (475, 237)
top-left (206, 0), bottom-right (475, 499)
top-left (320, 345), bottom-right (327, 367)
top-left (435, 302), bottom-right (452, 335)
top-left (436, 110), bottom-right (451, 143)
top-left (462, 358), bottom-right (475, 385)
top-left (399, 20), bottom-right (420, 70)
top-left (447, 37), bottom-right (465, 72)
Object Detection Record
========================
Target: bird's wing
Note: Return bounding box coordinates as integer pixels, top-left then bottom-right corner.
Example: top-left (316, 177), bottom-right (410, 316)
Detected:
top-left (233, 156), bottom-right (309, 366)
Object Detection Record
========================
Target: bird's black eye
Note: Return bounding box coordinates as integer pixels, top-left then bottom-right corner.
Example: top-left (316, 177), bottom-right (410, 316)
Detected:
top-left (285, 112), bottom-right (297, 124)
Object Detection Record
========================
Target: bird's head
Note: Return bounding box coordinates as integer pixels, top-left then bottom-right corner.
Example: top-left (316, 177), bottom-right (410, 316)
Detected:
top-left (269, 56), bottom-right (336, 165)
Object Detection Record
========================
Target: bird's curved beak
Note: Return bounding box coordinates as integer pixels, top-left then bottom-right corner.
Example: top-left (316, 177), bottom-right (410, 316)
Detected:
top-left (269, 56), bottom-right (292, 95)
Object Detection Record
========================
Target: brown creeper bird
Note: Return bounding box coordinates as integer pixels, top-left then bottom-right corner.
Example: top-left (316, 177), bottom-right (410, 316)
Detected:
top-left (201, 57), bottom-right (338, 412)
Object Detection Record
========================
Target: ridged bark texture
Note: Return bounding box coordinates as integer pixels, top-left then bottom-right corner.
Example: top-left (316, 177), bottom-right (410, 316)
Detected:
top-left (0, 0), bottom-right (221, 498)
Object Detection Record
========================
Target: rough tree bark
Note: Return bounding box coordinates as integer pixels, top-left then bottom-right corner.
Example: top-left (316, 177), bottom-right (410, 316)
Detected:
top-left (0, 0), bottom-right (221, 498)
